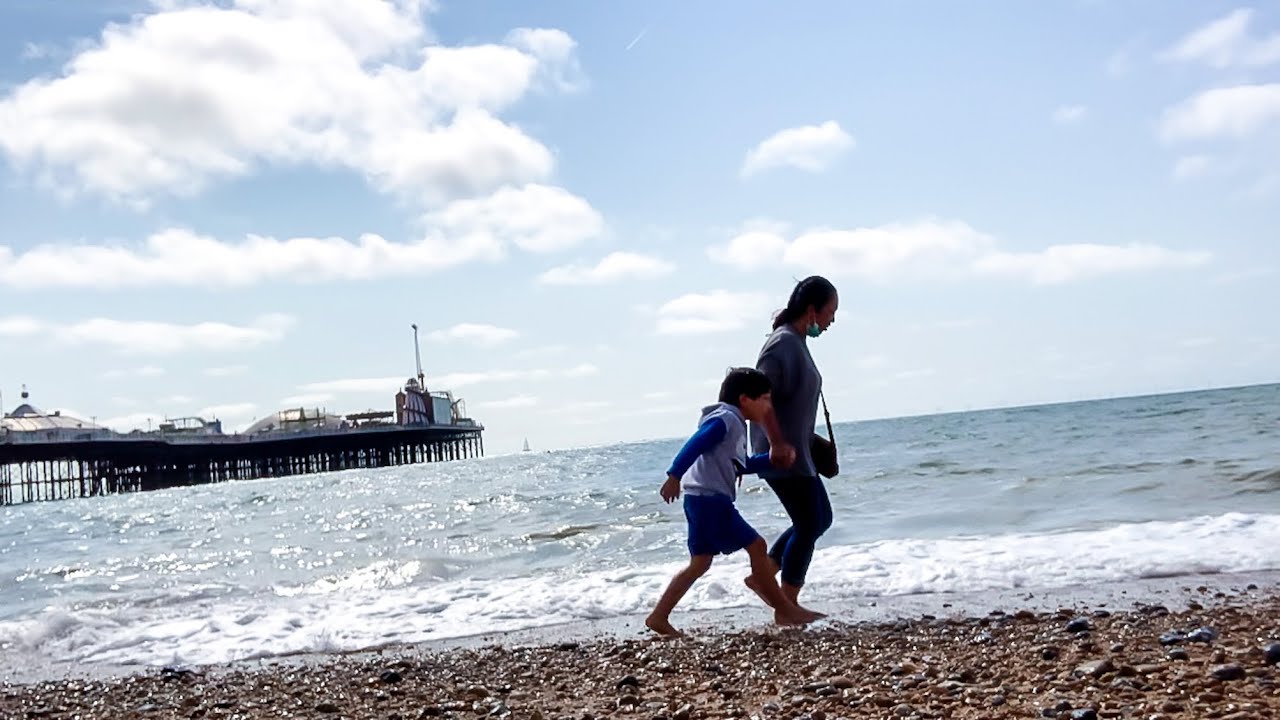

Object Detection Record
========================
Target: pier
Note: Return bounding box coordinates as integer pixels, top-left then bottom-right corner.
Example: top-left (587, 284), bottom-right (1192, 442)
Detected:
top-left (1, 424), bottom-right (483, 505)
top-left (2, 325), bottom-right (486, 506)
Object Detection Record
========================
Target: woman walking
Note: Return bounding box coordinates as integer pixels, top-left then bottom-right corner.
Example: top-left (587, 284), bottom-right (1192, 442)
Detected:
top-left (747, 275), bottom-right (839, 615)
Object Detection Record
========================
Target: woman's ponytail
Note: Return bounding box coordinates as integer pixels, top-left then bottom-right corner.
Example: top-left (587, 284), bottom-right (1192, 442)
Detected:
top-left (771, 276), bottom-right (837, 330)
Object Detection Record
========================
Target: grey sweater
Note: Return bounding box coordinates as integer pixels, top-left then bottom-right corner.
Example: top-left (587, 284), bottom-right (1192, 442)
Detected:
top-left (748, 325), bottom-right (822, 479)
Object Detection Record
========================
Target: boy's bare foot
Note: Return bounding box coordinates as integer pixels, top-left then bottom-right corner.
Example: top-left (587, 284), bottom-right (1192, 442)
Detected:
top-left (645, 614), bottom-right (685, 638)
top-left (743, 576), bottom-right (775, 608)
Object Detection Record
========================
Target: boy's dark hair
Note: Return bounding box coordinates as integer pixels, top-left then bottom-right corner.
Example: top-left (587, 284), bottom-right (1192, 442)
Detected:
top-left (718, 367), bottom-right (771, 406)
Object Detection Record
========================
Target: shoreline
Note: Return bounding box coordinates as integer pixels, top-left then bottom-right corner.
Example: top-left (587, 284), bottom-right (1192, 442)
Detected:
top-left (2, 570), bottom-right (1278, 718)
top-left (5, 570), bottom-right (1279, 685)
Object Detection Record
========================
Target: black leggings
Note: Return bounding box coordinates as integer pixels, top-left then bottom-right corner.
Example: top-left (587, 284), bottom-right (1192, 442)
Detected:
top-left (764, 475), bottom-right (833, 588)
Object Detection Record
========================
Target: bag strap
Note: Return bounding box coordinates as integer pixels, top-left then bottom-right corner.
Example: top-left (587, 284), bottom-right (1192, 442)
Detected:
top-left (819, 390), bottom-right (835, 447)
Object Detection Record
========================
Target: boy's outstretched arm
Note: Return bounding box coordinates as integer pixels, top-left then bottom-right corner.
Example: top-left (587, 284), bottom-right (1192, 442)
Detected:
top-left (665, 416), bottom-right (728, 479)
top-left (660, 416), bottom-right (728, 503)
top-left (741, 451), bottom-right (775, 477)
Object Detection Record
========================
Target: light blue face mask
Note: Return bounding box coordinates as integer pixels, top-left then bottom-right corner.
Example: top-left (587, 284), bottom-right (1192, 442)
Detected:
top-left (806, 322), bottom-right (823, 338)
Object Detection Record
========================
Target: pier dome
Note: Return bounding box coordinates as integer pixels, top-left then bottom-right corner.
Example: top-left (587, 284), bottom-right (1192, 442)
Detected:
top-left (243, 407), bottom-right (346, 435)
top-left (2, 391), bottom-right (104, 433)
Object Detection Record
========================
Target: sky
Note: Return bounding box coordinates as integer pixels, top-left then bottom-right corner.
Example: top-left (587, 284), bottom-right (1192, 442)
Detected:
top-left (0, 0), bottom-right (1277, 456)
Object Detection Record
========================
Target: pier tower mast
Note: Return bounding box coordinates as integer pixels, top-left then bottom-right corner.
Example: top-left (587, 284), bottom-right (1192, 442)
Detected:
top-left (411, 323), bottom-right (426, 394)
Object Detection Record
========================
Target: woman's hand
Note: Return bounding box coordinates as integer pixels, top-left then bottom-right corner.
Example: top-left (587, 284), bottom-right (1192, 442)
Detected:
top-left (758, 405), bottom-right (796, 469)
top-left (660, 475), bottom-right (682, 503)
top-left (769, 442), bottom-right (797, 469)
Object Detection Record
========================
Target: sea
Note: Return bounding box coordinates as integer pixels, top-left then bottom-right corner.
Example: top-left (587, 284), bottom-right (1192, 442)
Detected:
top-left (1, 383), bottom-right (1278, 676)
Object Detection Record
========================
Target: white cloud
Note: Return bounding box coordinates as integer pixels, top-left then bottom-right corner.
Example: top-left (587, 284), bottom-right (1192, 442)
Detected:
top-left (1178, 337), bottom-right (1216, 349)
top-left (611, 404), bottom-right (686, 420)
top-left (712, 220), bottom-right (996, 279)
top-left (1161, 8), bottom-right (1280, 69)
top-left (973, 243), bottom-right (1211, 285)
top-left (0, 316), bottom-right (43, 336)
top-left (0, 197), bottom-right (601, 290)
top-left (477, 394), bottom-right (539, 409)
top-left (103, 365), bottom-right (166, 379)
top-left (548, 400), bottom-right (612, 415)
top-left (563, 363), bottom-right (599, 378)
top-left (20, 42), bottom-right (58, 62)
top-left (514, 344), bottom-right (568, 359)
top-left (537, 251), bottom-right (674, 285)
top-left (505, 28), bottom-right (584, 92)
top-left (709, 219), bottom-right (1211, 285)
top-left (854, 355), bottom-right (890, 371)
top-left (0, 1), bottom-right (584, 208)
top-left (1173, 154), bottom-right (1215, 181)
top-left (933, 318), bottom-right (983, 331)
top-left (0, 9), bottom-right (596, 293)
top-left (100, 412), bottom-right (164, 432)
top-left (204, 365), bottom-right (249, 377)
top-left (740, 121), bottom-right (854, 178)
top-left (0, 314), bottom-right (293, 354)
top-left (1160, 84), bottom-right (1280, 142)
top-left (434, 370), bottom-right (545, 389)
top-left (163, 394), bottom-right (194, 405)
top-left (300, 363), bottom-right (599, 394)
top-left (428, 365), bottom-right (601, 386)
top-left (1052, 105), bottom-right (1088, 125)
top-left (280, 393), bottom-right (335, 406)
top-left (706, 231), bottom-right (789, 271)
top-left (199, 402), bottom-right (258, 420)
top-left (893, 369), bottom-right (937, 381)
top-left (654, 290), bottom-right (771, 335)
top-left (783, 222), bottom-right (1000, 279)
top-left (422, 183), bottom-right (603, 256)
top-left (297, 376), bottom-right (407, 394)
top-left (427, 323), bottom-right (519, 346)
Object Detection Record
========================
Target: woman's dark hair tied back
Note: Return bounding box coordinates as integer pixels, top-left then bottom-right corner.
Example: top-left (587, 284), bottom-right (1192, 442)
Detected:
top-left (772, 275), bottom-right (837, 329)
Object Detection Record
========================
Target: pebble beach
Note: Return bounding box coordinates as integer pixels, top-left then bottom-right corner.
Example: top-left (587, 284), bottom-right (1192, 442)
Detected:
top-left (5, 581), bottom-right (1279, 720)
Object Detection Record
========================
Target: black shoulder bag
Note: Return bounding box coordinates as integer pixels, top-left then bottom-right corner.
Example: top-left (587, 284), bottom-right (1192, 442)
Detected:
top-left (810, 391), bottom-right (839, 479)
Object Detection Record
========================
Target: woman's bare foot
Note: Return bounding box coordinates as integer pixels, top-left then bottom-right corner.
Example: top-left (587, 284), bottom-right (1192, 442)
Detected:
top-left (796, 605), bottom-right (828, 620)
top-left (774, 606), bottom-right (819, 627)
top-left (645, 614), bottom-right (685, 638)
top-left (743, 575), bottom-right (776, 608)
top-left (797, 607), bottom-right (825, 623)
top-left (751, 578), bottom-right (829, 620)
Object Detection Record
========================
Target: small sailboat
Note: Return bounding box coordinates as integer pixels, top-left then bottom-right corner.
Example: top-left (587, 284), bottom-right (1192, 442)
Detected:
top-left (522, 437), bottom-right (531, 452)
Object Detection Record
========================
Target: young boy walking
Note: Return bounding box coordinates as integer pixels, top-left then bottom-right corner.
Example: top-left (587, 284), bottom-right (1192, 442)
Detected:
top-left (645, 368), bottom-right (823, 637)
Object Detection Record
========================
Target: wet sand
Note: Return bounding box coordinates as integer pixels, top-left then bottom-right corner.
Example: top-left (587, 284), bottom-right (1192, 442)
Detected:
top-left (3, 574), bottom-right (1279, 719)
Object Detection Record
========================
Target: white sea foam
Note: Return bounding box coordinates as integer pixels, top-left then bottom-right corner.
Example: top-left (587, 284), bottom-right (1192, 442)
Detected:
top-left (2, 511), bottom-right (1278, 668)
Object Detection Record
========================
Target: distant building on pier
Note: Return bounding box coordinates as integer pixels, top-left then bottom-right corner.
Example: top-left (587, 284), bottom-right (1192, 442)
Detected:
top-left (1, 386), bottom-right (106, 441)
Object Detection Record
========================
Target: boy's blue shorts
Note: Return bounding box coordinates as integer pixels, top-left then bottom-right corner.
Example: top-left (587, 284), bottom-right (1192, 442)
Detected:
top-left (683, 493), bottom-right (760, 556)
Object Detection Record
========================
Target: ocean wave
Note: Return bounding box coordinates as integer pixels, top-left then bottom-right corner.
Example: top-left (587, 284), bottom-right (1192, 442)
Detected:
top-left (3, 511), bottom-right (1277, 669)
